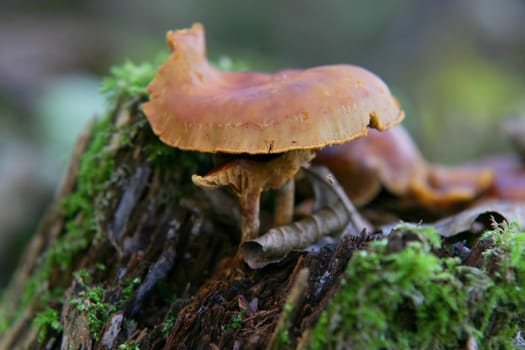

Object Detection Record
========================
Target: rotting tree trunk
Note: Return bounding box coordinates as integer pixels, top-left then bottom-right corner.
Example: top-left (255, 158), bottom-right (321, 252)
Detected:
top-left (0, 98), bottom-right (362, 350)
top-left (2, 96), bottom-right (525, 350)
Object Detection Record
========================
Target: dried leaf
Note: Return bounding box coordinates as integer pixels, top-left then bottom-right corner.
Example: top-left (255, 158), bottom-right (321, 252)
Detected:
top-left (240, 203), bottom-right (349, 269)
top-left (305, 166), bottom-right (372, 235)
top-left (381, 201), bottom-right (525, 239)
top-left (431, 201), bottom-right (525, 238)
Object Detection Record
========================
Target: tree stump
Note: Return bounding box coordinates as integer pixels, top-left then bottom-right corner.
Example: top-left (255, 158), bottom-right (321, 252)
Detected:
top-left (1, 87), bottom-right (524, 350)
top-left (0, 97), bottom-right (364, 349)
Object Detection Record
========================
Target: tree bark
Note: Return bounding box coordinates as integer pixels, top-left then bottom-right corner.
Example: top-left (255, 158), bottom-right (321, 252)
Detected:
top-left (0, 99), bottom-right (359, 350)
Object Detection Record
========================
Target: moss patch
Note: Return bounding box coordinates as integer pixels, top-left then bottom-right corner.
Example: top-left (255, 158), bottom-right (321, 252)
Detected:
top-left (1, 57), bottom-right (161, 340)
top-left (8, 56), bottom-right (217, 342)
top-left (100, 53), bottom-right (168, 104)
top-left (33, 306), bottom-right (63, 342)
top-left (0, 112), bottom-right (116, 341)
top-left (308, 224), bottom-right (525, 349)
top-left (29, 115), bottom-right (116, 340)
top-left (68, 268), bottom-right (141, 342)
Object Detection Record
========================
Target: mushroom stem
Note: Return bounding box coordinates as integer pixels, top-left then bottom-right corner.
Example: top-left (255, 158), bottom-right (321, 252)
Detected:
top-left (273, 179), bottom-right (295, 227)
top-left (192, 149), bottom-right (315, 243)
top-left (239, 188), bottom-right (262, 242)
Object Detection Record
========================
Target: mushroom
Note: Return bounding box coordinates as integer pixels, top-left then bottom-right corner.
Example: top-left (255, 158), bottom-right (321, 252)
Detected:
top-left (468, 155), bottom-right (525, 201)
top-left (314, 125), bottom-right (493, 209)
top-left (142, 23), bottom-right (404, 243)
top-left (314, 125), bottom-right (426, 206)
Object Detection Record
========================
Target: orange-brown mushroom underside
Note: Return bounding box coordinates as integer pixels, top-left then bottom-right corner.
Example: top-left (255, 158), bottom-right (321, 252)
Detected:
top-left (315, 126), bottom-right (494, 208)
top-left (142, 23), bottom-right (404, 154)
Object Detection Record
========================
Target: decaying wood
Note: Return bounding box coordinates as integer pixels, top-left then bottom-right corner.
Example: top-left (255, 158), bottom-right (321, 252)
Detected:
top-left (2, 98), bottom-right (525, 349)
top-left (267, 267), bottom-right (309, 350)
top-left (0, 119), bottom-right (96, 350)
top-left (0, 100), bottom-right (353, 349)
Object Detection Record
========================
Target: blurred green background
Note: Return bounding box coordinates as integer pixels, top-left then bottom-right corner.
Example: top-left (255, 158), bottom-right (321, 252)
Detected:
top-left (1, 0), bottom-right (524, 286)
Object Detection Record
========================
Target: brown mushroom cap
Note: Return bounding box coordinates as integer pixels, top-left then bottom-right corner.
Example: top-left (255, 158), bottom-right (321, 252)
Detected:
top-left (142, 23), bottom-right (404, 154)
top-left (471, 155), bottom-right (525, 201)
top-left (315, 125), bottom-right (493, 208)
top-left (314, 126), bottom-right (426, 205)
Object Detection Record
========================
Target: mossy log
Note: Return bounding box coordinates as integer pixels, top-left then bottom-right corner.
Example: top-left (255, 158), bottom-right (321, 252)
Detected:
top-left (0, 98), bottom-right (356, 349)
top-left (0, 96), bottom-right (524, 350)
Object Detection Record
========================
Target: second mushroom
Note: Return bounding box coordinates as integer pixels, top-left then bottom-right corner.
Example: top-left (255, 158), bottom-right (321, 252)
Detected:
top-left (142, 23), bottom-right (404, 243)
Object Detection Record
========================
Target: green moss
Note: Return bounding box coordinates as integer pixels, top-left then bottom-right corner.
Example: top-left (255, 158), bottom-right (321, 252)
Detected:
top-left (101, 57), bottom-right (213, 173)
top-left (31, 287), bottom-right (66, 341)
top-left (74, 268), bottom-right (92, 285)
top-left (101, 53), bottom-right (252, 173)
top-left (161, 314), bottom-right (177, 334)
top-left (100, 53), bottom-right (168, 104)
top-left (71, 285), bottom-right (116, 341)
top-left (20, 113), bottom-right (116, 342)
top-left (95, 263), bottom-right (107, 271)
top-left (221, 310), bottom-right (245, 333)
top-left (11, 55), bottom-right (207, 342)
top-left (143, 136), bottom-right (211, 174)
top-left (38, 115), bottom-right (113, 278)
top-left (0, 302), bottom-right (7, 335)
top-left (1, 51), bottom-right (246, 342)
top-left (308, 223), bottom-right (525, 350)
top-left (480, 222), bottom-right (525, 348)
top-left (66, 271), bottom-right (142, 341)
top-left (118, 277), bottom-right (141, 308)
top-left (99, 52), bottom-right (247, 105)
top-left (277, 302), bottom-right (293, 347)
top-left (33, 306), bottom-right (63, 342)
top-left (60, 116), bottom-right (114, 219)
